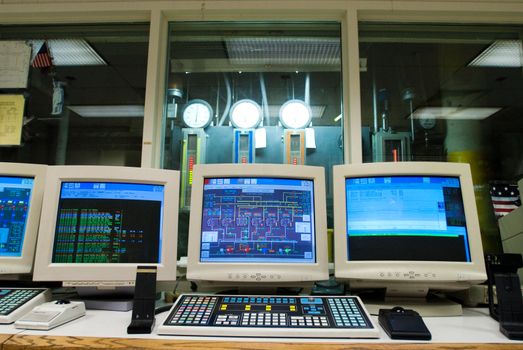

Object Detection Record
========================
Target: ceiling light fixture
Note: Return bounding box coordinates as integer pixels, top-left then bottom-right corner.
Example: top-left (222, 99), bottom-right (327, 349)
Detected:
top-left (30, 39), bottom-right (106, 66)
top-left (412, 107), bottom-right (502, 120)
top-left (226, 37), bottom-right (340, 66)
top-left (68, 105), bottom-right (144, 118)
top-left (469, 40), bottom-right (523, 67)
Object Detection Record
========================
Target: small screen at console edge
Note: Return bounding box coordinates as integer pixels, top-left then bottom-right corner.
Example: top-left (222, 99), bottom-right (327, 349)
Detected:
top-left (0, 176), bottom-right (34, 257)
top-left (345, 175), bottom-right (471, 262)
top-left (200, 177), bottom-right (316, 263)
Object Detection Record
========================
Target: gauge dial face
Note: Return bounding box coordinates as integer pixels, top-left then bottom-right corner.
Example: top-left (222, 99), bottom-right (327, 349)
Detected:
top-left (279, 100), bottom-right (312, 129)
top-left (419, 117), bottom-right (436, 130)
top-left (182, 100), bottom-right (213, 128)
top-left (230, 99), bottom-right (262, 129)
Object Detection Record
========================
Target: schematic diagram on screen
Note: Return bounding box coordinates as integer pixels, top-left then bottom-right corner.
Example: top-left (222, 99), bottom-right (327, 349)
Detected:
top-left (200, 178), bottom-right (316, 263)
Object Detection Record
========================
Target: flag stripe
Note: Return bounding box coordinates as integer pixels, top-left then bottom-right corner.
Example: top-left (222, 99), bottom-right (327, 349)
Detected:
top-left (493, 205), bottom-right (519, 210)
top-left (33, 55), bottom-right (52, 67)
top-left (492, 200), bottom-right (519, 205)
top-left (32, 42), bottom-right (53, 68)
top-left (491, 196), bottom-right (519, 200)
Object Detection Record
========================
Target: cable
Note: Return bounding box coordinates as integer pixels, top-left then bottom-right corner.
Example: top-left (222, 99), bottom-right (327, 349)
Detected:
top-left (155, 304), bottom-right (173, 315)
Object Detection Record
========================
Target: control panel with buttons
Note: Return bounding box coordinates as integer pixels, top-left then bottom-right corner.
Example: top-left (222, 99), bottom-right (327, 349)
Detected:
top-left (158, 294), bottom-right (379, 338)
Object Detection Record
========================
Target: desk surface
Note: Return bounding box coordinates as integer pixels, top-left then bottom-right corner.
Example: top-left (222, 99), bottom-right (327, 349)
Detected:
top-left (1, 307), bottom-right (523, 349)
top-left (3, 336), bottom-right (523, 350)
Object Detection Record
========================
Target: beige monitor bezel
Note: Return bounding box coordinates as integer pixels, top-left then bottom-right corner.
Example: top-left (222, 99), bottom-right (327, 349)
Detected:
top-left (333, 162), bottom-right (487, 289)
top-left (33, 165), bottom-right (179, 283)
top-left (186, 163), bottom-right (329, 283)
top-left (0, 162), bottom-right (47, 275)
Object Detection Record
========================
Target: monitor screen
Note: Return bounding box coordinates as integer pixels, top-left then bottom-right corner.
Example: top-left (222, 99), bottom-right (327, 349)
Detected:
top-left (199, 177), bottom-right (316, 264)
top-left (0, 176), bottom-right (35, 258)
top-left (345, 175), bottom-right (470, 262)
top-left (333, 162), bottom-right (486, 293)
top-left (186, 164), bottom-right (328, 284)
top-left (0, 163), bottom-right (47, 275)
top-left (33, 166), bottom-right (179, 284)
top-left (52, 181), bottom-right (164, 264)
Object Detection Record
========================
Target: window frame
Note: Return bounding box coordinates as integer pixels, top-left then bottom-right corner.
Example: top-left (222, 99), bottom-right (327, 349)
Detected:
top-left (0, 1), bottom-right (522, 167)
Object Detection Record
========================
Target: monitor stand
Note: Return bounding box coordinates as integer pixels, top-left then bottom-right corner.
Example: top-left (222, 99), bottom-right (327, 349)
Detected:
top-left (75, 286), bottom-right (135, 311)
top-left (193, 281), bottom-right (313, 296)
top-left (360, 292), bottom-right (463, 317)
top-left (0, 274), bottom-right (33, 282)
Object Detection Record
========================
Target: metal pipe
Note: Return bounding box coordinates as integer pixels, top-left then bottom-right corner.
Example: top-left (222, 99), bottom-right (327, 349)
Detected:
top-left (55, 109), bottom-right (70, 165)
top-left (409, 99), bottom-right (415, 141)
top-left (372, 70), bottom-right (378, 132)
top-left (218, 73), bottom-right (232, 126)
top-left (259, 73), bottom-right (270, 126)
top-left (215, 73), bottom-right (220, 124)
top-left (304, 73), bottom-right (310, 106)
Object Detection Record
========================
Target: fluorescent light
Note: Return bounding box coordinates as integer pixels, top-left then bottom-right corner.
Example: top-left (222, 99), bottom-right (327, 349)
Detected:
top-left (412, 107), bottom-right (502, 120)
top-left (68, 105), bottom-right (143, 118)
top-left (469, 40), bottom-right (523, 67)
top-left (226, 37), bottom-right (340, 66)
top-left (30, 39), bottom-right (106, 66)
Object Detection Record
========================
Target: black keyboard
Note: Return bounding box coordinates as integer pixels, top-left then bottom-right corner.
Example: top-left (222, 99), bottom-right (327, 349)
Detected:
top-left (158, 294), bottom-right (379, 338)
top-left (0, 288), bottom-right (51, 324)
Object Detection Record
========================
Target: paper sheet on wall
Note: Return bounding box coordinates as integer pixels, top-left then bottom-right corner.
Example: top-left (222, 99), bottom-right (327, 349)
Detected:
top-left (0, 41), bottom-right (31, 89)
top-left (0, 95), bottom-right (25, 146)
top-left (305, 127), bottom-right (316, 149)
top-left (255, 127), bottom-right (267, 148)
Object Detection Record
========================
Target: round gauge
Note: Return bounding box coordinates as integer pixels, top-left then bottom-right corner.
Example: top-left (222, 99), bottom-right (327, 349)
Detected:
top-left (279, 99), bottom-right (312, 129)
top-left (229, 99), bottom-right (262, 129)
top-left (419, 117), bottom-right (436, 130)
top-left (182, 99), bottom-right (213, 128)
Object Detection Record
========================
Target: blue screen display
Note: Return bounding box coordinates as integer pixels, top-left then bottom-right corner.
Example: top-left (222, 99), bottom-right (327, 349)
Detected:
top-left (200, 177), bottom-right (316, 263)
top-left (0, 176), bottom-right (34, 257)
top-left (52, 182), bottom-right (164, 264)
top-left (345, 176), bottom-right (471, 262)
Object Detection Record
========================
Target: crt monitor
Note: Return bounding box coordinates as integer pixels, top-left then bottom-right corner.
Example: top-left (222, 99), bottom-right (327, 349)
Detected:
top-left (333, 162), bottom-right (487, 315)
top-left (33, 166), bottom-right (179, 287)
top-left (0, 162), bottom-right (46, 275)
top-left (186, 164), bottom-right (329, 287)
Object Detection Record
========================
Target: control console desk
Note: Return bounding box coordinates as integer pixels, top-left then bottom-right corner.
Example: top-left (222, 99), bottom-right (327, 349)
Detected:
top-left (0, 304), bottom-right (522, 349)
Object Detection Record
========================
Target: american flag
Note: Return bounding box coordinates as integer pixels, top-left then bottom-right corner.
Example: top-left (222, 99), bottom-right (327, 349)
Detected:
top-left (32, 41), bottom-right (53, 68)
top-left (490, 182), bottom-right (521, 218)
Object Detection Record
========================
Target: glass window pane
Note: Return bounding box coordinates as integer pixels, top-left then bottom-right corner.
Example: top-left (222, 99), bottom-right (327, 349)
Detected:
top-left (359, 23), bottom-right (523, 252)
top-left (163, 22), bottom-right (343, 257)
top-left (0, 24), bottom-right (149, 166)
